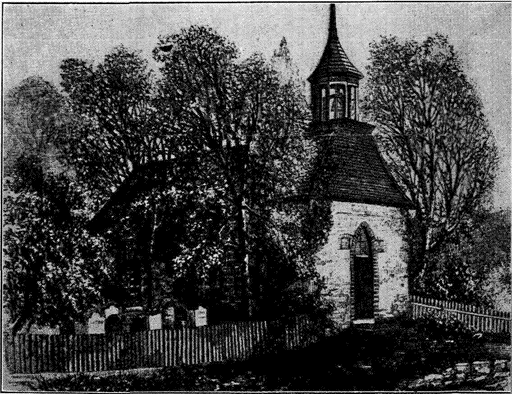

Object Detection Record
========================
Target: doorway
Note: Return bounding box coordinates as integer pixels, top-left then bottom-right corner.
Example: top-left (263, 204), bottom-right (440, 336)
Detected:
top-left (353, 226), bottom-right (374, 319)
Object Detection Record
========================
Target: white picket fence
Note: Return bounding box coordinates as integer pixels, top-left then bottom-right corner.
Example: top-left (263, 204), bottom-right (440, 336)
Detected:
top-left (411, 296), bottom-right (511, 333)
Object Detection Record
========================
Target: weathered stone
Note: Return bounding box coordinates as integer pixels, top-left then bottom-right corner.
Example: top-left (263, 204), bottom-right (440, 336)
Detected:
top-left (493, 359), bottom-right (508, 372)
top-left (486, 380), bottom-right (508, 389)
top-left (472, 361), bottom-right (491, 374)
top-left (424, 373), bottom-right (443, 381)
top-left (455, 373), bottom-right (467, 380)
top-left (455, 362), bottom-right (470, 372)
top-left (407, 379), bottom-right (424, 389)
top-left (443, 367), bottom-right (455, 378)
top-left (316, 202), bottom-right (409, 325)
top-left (492, 371), bottom-right (510, 379)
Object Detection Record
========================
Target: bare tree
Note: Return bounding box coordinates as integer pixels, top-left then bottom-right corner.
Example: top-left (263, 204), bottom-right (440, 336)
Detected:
top-left (362, 34), bottom-right (499, 283)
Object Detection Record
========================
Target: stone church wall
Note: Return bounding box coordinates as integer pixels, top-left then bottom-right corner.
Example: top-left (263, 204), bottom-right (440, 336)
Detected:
top-left (316, 201), bottom-right (410, 327)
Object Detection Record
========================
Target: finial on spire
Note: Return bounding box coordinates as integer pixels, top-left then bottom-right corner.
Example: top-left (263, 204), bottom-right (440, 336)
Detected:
top-left (329, 4), bottom-right (338, 40)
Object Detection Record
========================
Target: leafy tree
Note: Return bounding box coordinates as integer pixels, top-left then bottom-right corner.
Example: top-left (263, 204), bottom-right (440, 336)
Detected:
top-left (59, 45), bottom-right (162, 198)
top-left (59, 46), bottom-right (172, 310)
top-left (3, 77), bottom-right (113, 333)
top-left (56, 29), bottom-right (331, 321)
top-left (3, 168), bottom-right (112, 334)
top-left (3, 76), bottom-right (67, 176)
top-left (361, 34), bottom-right (499, 289)
top-left (154, 26), bottom-right (329, 318)
top-left (419, 208), bottom-right (511, 308)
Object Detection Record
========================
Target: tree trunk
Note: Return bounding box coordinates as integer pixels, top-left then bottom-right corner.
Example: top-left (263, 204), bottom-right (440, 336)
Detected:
top-left (234, 194), bottom-right (253, 318)
top-left (145, 202), bottom-right (158, 312)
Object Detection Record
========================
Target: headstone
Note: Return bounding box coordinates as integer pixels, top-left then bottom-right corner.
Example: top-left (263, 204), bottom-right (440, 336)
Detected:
top-left (164, 306), bottom-right (175, 325)
top-left (104, 305), bottom-right (119, 318)
top-left (194, 306), bottom-right (207, 327)
top-left (88, 312), bottom-right (105, 334)
top-left (149, 313), bottom-right (162, 330)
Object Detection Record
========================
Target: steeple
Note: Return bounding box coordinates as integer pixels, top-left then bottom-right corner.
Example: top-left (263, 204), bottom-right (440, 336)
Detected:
top-left (309, 4), bottom-right (362, 122)
top-left (328, 3), bottom-right (339, 45)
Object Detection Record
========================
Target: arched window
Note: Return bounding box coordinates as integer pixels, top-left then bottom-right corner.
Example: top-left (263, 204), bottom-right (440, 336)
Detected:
top-left (328, 84), bottom-right (346, 119)
top-left (354, 227), bottom-right (370, 257)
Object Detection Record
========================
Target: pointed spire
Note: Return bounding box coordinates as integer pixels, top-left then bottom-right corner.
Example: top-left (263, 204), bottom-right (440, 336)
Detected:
top-left (328, 3), bottom-right (338, 41)
top-left (308, 3), bottom-right (363, 82)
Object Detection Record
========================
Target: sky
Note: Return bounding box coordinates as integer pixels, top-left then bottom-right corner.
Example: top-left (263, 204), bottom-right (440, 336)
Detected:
top-left (3, 2), bottom-right (510, 210)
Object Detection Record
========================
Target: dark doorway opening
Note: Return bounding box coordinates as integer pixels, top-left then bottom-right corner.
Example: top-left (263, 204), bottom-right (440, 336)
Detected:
top-left (353, 227), bottom-right (374, 319)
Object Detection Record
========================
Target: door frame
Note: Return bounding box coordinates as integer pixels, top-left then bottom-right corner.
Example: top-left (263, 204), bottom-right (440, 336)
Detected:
top-left (350, 222), bottom-right (379, 321)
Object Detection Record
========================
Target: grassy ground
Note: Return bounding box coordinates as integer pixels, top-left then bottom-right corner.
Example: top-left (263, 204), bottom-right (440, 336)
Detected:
top-left (33, 316), bottom-right (510, 391)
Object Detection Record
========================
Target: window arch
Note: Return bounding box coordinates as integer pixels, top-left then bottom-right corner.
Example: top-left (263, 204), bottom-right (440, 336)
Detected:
top-left (352, 222), bottom-right (376, 256)
top-left (328, 84), bottom-right (346, 119)
top-left (354, 229), bottom-right (370, 257)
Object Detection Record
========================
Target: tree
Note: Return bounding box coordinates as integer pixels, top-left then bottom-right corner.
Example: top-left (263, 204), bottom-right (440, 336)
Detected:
top-left (3, 168), bottom-right (113, 334)
top-left (154, 26), bottom-right (327, 318)
top-left (361, 34), bottom-right (499, 288)
top-left (59, 46), bottom-right (172, 310)
top-left (420, 208), bottom-right (511, 308)
top-left (4, 76), bottom-right (67, 176)
top-left (59, 45), bottom-right (164, 199)
top-left (3, 77), bottom-right (113, 333)
top-left (57, 29), bottom-right (330, 321)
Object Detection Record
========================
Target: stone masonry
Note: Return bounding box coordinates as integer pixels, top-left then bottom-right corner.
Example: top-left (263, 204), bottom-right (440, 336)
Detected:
top-left (316, 201), bottom-right (409, 326)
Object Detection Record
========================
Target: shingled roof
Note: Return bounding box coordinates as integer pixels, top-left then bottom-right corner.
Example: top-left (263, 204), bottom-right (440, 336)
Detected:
top-left (308, 4), bottom-right (363, 82)
top-left (88, 160), bottom-right (174, 234)
top-left (305, 118), bottom-right (413, 209)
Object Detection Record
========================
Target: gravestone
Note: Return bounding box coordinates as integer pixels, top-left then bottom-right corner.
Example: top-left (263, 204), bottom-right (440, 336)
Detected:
top-left (149, 313), bottom-right (162, 330)
top-left (104, 305), bottom-right (119, 318)
top-left (194, 306), bottom-right (207, 327)
top-left (88, 312), bottom-right (105, 334)
top-left (164, 306), bottom-right (175, 326)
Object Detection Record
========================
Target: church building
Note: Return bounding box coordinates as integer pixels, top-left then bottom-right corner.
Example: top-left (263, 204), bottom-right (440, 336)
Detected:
top-left (307, 4), bottom-right (413, 326)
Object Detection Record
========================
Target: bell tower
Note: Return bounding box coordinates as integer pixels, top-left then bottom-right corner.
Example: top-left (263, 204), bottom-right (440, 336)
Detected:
top-left (308, 4), bottom-right (363, 123)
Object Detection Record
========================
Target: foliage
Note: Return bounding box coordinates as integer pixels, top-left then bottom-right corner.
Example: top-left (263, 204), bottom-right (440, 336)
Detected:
top-left (152, 26), bottom-right (329, 318)
top-left (3, 76), bottom-right (67, 175)
top-left (3, 77), bottom-right (112, 332)
top-left (60, 45), bottom-right (160, 199)
top-left (53, 27), bottom-right (331, 322)
top-left (416, 208), bottom-right (511, 307)
top-left (361, 34), bottom-right (499, 289)
top-left (3, 163), bottom-right (113, 333)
